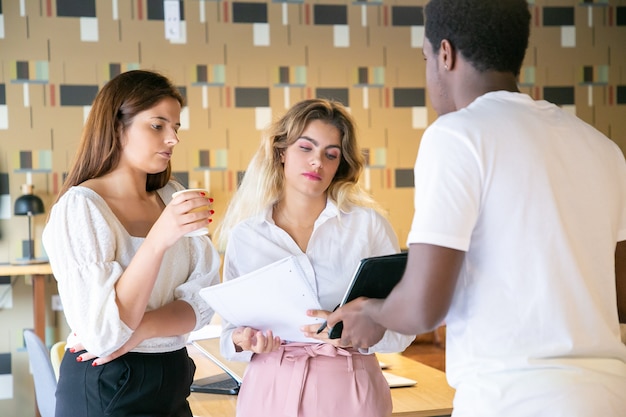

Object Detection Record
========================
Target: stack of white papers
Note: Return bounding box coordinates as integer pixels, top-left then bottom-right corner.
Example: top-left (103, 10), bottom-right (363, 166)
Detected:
top-left (199, 256), bottom-right (324, 343)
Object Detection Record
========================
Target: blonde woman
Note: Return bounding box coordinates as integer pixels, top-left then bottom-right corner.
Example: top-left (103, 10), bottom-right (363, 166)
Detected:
top-left (216, 98), bottom-right (415, 417)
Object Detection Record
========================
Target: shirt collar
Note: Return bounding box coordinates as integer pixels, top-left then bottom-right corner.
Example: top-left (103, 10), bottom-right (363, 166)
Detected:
top-left (259, 197), bottom-right (345, 226)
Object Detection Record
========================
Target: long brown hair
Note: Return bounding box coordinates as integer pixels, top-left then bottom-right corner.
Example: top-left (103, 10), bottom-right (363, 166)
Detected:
top-left (55, 70), bottom-right (184, 203)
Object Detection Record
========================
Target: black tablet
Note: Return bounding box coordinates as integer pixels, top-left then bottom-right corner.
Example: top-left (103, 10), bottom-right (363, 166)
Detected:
top-left (329, 252), bottom-right (408, 339)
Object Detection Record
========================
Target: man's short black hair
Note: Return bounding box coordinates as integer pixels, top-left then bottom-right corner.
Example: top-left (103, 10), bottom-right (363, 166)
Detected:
top-left (424, 0), bottom-right (531, 76)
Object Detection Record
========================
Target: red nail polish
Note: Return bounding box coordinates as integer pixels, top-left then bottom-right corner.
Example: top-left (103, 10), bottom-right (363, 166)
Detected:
top-left (209, 210), bottom-right (215, 215)
top-left (69, 347), bottom-right (75, 353)
top-left (209, 198), bottom-right (214, 203)
top-left (76, 356), bottom-right (82, 362)
top-left (208, 219), bottom-right (213, 223)
top-left (200, 192), bottom-right (206, 196)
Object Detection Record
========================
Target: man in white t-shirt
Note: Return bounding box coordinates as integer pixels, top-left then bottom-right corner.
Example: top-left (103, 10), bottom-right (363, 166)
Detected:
top-left (328, 0), bottom-right (626, 415)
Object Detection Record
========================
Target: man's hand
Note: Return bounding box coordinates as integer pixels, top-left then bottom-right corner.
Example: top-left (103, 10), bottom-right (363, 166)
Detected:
top-left (326, 297), bottom-right (386, 349)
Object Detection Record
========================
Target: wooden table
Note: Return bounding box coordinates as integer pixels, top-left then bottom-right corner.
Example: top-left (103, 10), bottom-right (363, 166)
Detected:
top-left (0, 262), bottom-right (53, 417)
top-left (188, 338), bottom-right (455, 417)
top-left (0, 262), bottom-right (53, 342)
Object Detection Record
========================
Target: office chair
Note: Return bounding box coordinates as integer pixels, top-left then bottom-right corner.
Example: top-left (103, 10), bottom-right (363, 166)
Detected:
top-left (23, 329), bottom-right (56, 417)
top-left (50, 340), bottom-right (66, 381)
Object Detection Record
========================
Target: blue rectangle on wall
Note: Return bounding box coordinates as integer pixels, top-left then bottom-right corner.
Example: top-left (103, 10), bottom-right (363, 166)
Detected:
top-left (0, 353), bottom-right (11, 375)
top-left (177, 86), bottom-right (187, 105)
top-left (60, 85), bottom-right (99, 106)
top-left (233, 2), bottom-right (268, 23)
top-left (582, 66), bottom-right (593, 83)
top-left (197, 66), bottom-right (208, 83)
top-left (544, 86), bottom-right (575, 105)
top-left (543, 7), bottom-right (574, 26)
top-left (147, 0), bottom-right (185, 20)
top-left (395, 169), bottom-right (414, 188)
top-left (16, 61), bottom-right (29, 80)
top-left (235, 87), bottom-right (270, 107)
top-left (0, 84), bottom-right (5, 105)
top-left (56, 0), bottom-right (96, 17)
top-left (358, 68), bottom-right (368, 84)
top-left (617, 86), bottom-right (626, 105)
top-left (0, 173), bottom-right (8, 194)
top-left (314, 5), bottom-right (347, 25)
top-left (109, 63), bottom-right (121, 79)
top-left (391, 6), bottom-right (424, 26)
top-left (20, 151), bottom-right (33, 169)
top-left (316, 88), bottom-right (349, 107)
top-left (617, 7), bottom-right (626, 26)
top-left (279, 67), bottom-right (290, 84)
top-left (394, 88), bottom-right (425, 107)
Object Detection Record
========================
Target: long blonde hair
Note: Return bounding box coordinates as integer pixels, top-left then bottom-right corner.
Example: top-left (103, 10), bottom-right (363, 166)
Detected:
top-left (216, 98), bottom-right (385, 249)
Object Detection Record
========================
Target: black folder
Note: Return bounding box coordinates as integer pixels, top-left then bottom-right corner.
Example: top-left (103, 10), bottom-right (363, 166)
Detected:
top-left (329, 252), bottom-right (408, 339)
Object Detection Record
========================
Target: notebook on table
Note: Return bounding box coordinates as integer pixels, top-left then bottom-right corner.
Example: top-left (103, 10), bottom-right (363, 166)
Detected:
top-left (382, 371), bottom-right (417, 388)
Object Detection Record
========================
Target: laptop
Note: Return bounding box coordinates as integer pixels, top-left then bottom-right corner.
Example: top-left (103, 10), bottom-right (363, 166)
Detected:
top-left (190, 339), bottom-right (247, 395)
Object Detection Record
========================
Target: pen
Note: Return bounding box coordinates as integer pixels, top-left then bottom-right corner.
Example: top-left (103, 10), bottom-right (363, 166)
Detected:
top-left (316, 304), bottom-right (340, 334)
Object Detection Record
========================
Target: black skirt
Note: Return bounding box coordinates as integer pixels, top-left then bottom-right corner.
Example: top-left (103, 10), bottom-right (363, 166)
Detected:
top-left (55, 347), bottom-right (196, 417)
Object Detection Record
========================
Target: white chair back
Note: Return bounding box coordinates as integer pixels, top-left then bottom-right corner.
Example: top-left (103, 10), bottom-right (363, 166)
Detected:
top-left (23, 329), bottom-right (56, 417)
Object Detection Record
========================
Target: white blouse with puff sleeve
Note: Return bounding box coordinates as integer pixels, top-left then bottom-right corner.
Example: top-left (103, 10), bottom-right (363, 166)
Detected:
top-left (42, 181), bottom-right (220, 357)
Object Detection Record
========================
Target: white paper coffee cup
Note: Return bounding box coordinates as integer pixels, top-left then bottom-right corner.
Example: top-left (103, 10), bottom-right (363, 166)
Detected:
top-left (172, 188), bottom-right (210, 237)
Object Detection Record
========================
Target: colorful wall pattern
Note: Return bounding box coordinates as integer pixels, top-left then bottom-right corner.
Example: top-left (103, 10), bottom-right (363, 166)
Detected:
top-left (0, 0), bottom-right (625, 414)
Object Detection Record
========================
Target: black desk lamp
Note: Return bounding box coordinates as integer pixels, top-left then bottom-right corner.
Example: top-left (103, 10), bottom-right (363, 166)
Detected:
top-left (13, 184), bottom-right (47, 265)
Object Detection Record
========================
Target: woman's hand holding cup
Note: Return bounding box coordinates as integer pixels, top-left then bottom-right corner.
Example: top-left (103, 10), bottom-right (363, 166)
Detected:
top-left (171, 188), bottom-right (214, 237)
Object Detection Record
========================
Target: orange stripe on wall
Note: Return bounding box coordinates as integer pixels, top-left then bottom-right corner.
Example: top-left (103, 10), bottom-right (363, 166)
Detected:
top-left (137, 0), bottom-right (143, 20)
top-left (305, 4), bottom-right (310, 25)
top-left (225, 86), bottom-right (231, 107)
top-left (223, 2), bottom-right (229, 23)
top-left (49, 84), bottom-right (56, 106)
top-left (386, 168), bottom-right (392, 189)
top-left (608, 85), bottom-right (614, 106)
top-left (534, 6), bottom-right (541, 27)
top-left (383, 6), bottom-right (388, 27)
top-left (52, 172), bottom-right (59, 195)
top-left (228, 170), bottom-right (233, 192)
top-left (46, 0), bottom-right (52, 17)
top-left (385, 87), bottom-right (390, 108)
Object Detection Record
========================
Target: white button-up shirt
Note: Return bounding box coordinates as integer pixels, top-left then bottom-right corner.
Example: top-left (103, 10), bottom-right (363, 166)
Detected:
top-left (220, 199), bottom-right (416, 361)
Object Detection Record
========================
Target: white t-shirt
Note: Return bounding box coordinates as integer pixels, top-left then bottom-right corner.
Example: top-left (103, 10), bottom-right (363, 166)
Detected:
top-left (43, 181), bottom-right (221, 357)
top-left (220, 199), bottom-right (416, 361)
top-left (408, 91), bottom-right (626, 416)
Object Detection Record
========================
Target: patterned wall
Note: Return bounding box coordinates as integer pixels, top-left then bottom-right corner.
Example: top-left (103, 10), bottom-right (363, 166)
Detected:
top-left (0, 0), bottom-right (625, 413)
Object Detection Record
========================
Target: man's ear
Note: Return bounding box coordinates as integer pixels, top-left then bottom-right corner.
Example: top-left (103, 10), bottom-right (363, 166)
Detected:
top-left (440, 39), bottom-right (455, 71)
